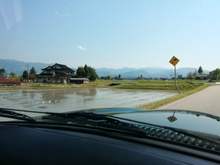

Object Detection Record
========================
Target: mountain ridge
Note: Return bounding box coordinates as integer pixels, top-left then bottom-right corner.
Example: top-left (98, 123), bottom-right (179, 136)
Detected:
top-left (95, 67), bottom-right (197, 78)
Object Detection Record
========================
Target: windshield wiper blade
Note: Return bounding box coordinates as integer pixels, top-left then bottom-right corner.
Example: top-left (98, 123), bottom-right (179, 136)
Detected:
top-left (0, 108), bottom-right (36, 122)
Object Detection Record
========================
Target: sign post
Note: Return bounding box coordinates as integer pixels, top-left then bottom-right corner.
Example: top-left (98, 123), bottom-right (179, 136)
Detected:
top-left (169, 56), bottom-right (180, 91)
top-left (174, 65), bottom-right (177, 89)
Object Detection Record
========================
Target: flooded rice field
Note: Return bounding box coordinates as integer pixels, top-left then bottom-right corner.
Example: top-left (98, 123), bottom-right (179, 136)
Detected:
top-left (0, 88), bottom-right (176, 112)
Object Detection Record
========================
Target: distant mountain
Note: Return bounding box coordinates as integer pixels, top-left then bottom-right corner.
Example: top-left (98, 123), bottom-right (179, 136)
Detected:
top-left (0, 58), bottom-right (198, 78)
top-left (0, 59), bottom-right (48, 75)
top-left (96, 67), bottom-right (198, 78)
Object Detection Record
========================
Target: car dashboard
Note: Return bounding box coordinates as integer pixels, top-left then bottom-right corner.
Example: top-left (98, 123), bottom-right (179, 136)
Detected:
top-left (0, 123), bottom-right (218, 165)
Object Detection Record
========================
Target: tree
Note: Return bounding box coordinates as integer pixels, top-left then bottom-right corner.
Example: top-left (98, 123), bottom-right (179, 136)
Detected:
top-left (76, 65), bottom-right (98, 81)
top-left (85, 66), bottom-right (98, 81)
top-left (84, 65), bottom-right (98, 81)
top-left (186, 71), bottom-right (197, 80)
top-left (9, 72), bottom-right (16, 78)
top-left (209, 68), bottom-right (220, 80)
top-left (88, 67), bottom-right (98, 81)
top-left (198, 66), bottom-right (203, 74)
top-left (0, 68), bottom-right (5, 77)
top-left (22, 70), bottom-right (28, 80)
top-left (107, 75), bottom-right (111, 80)
top-left (186, 72), bottom-right (193, 79)
top-left (76, 67), bottom-right (86, 77)
top-left (137, 74), bottom-right (144, 80)
top-left (29, 67), bottom-right (37, 80)
top-left (177, 74), bottom-right (183, 79)
top-left (84, 64), bottom-right (89, 76)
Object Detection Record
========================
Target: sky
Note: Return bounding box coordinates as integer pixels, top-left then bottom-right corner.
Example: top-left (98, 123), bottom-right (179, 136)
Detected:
top-left (0, 0), bottom-right (220, 69)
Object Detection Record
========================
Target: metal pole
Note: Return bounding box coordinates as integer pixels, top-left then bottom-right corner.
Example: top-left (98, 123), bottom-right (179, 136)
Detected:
top-left (174, 65), bottom-right (177, 90)
top-left (27, 64), bottom-right (29, 82)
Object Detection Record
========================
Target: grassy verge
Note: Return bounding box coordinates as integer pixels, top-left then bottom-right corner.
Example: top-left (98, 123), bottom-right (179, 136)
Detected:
top-left (113, 80), bottom-right (205, 91)
top-left (0, 80), bottom-right (112, 91)
top-left (139, 83), bottom-right (208, 110)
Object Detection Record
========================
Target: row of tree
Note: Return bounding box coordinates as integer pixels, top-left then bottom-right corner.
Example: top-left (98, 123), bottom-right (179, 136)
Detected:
top-left (1, 65), bottom-right (98, 81)
top-left (0, 68), bottom-right (20, 79)
top-left (2, 65), bottom-right (220, 81)
top-left (0, 67), bottom-right (37, 80)
top-left (0, 68), bottom-right (5, 77)
top-left (186, 66), bottom-right (204, 80)
top-left (22, 67), bottom-right (37, 81)
top-left (186, 66), bottom-right (220, 81)
top-left (209, 69), bottom-right (220, 81)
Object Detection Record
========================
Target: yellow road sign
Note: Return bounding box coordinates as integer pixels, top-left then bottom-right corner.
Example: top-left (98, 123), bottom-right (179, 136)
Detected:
top-left (169, 56), bottom-right (179, 66)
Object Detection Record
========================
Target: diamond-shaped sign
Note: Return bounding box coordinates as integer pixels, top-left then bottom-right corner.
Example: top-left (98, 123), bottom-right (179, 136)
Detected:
top-left (169, 56), bottom-right (179, 66)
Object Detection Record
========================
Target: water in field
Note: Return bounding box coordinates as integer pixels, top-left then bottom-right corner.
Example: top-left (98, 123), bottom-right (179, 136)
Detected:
top-left (0, 88), bottom-right (176, 112)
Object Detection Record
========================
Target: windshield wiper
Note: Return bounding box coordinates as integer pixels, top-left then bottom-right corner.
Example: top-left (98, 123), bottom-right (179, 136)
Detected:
top-left (0, 108), bottom-right (36, 122)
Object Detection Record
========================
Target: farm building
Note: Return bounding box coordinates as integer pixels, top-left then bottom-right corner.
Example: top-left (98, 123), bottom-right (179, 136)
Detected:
top-left (69, 78), bottom-right (89, 84)
top-left (37, 63), bottom-right (75, 83)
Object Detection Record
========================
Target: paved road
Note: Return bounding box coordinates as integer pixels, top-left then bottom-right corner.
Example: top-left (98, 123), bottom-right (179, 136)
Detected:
top-left (159, 85), bottom-right (220, 116)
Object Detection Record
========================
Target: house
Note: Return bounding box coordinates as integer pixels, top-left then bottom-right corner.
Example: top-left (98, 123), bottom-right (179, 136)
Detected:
top-left (69, 78), bottom-right (89, 84)
top-left (37, 63), bottom-right (75, 83)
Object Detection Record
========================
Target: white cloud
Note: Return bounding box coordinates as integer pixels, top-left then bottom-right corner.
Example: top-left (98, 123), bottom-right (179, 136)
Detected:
top-left (0, 0), bottom-right (23, 30)
top-left (77, 45), bottom-right (86, 51)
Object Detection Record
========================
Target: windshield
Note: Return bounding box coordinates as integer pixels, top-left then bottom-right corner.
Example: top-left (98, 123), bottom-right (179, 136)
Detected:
top-left (1, 0), bottom-right (220, 143)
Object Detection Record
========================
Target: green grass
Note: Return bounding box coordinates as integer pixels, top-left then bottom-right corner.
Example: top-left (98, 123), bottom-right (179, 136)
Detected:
top-left (139, 83), bottom-right (208, 109)
top-left (111, 79), bottom-right (205, 91)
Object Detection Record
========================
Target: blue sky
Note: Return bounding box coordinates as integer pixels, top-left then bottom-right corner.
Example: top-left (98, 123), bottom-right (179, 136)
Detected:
top-left (0, 0), bottom-right (220, 69)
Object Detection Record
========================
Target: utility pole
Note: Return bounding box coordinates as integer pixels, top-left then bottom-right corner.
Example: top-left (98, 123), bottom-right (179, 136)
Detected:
top-left (26, 64), bottom-right (29, 82)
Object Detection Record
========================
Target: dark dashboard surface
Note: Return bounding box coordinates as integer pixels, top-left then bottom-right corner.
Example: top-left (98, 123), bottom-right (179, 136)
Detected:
top-left (0, 124), bottom-right (218, 165)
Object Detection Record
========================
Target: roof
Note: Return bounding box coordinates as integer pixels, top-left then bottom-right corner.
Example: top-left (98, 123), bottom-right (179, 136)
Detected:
top-left (42, 63), bottom-right (74, 72)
